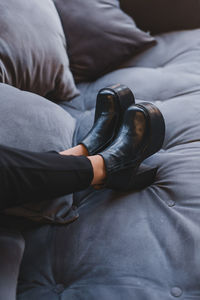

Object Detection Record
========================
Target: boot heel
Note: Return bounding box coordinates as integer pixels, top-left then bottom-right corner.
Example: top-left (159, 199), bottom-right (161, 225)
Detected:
top-left (128, 164), bottom-right (158, 190)
top-left (103, 84), bottom-right (135, 111)
top-left (96, 84), bottom-right (135, 121)
top-left (136, 102), bottom-right (165, 159)
top-left (106, 163), bottom-right (158, 191)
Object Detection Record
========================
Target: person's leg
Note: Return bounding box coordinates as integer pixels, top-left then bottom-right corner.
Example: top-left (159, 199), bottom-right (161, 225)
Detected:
top-left (60, 144), bottom-right (89, 156)
top-left (60, 145), bottom-right (106, 185)
top-left (0, 144), bottom-right (106, 210)
top-left (0, 102), bottom-right (165, 210)
top-left (0, 229), bottom-right (25, 300)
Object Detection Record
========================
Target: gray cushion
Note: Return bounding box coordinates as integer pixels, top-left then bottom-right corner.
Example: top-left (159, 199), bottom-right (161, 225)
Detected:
top-left (62, 29), bottom-right (200, 122)
top-left (53, 0), bottom-right (155, 82)
top-left (0, 83), bottom-right (78, 224)
top-left (0, 0), bottom-right (78, 101)
top-left (15, 29), bottom-right (200, 299)
top-left (120, 0), bottom-right (200, 34)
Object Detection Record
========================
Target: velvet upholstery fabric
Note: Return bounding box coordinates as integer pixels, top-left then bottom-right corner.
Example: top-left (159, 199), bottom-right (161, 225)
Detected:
top-left (120, 0), bottom-right (200, 34)
top-left (0, 83), bottom-right (78, 224)
top-left (53, 0), bottom-right (155, 82)
top-left (0, 0), bottom-right (78, 101)
top-left (12, 28), bottom-right (200, 299)
top-left (0, 230), bottom-right (24, 300)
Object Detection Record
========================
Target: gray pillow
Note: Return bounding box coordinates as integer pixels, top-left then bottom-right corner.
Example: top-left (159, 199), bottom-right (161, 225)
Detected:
top-left (0, 0), bottom-right (78, 101)
top-left (0, 83), bottom-right (78, 224)
top-left (120, 0), bottom-right (200, 34)
top-left (53, 0), bottom-right (155, 82)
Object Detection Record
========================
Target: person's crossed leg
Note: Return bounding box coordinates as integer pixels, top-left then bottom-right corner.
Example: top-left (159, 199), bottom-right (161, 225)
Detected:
top-left (0, 84), bottom-right (165, 211)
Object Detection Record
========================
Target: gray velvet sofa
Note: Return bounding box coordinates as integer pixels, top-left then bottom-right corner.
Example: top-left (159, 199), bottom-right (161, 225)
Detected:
top-left (1, 1), bottom-right (200, 300)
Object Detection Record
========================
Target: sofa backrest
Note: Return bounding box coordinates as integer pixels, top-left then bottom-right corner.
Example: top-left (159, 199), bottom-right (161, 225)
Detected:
top-left (120, 0), bottom-right (200, 34)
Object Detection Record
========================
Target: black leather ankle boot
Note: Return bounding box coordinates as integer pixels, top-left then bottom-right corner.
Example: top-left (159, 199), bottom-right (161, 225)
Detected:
top-left (99, 102), bottom-right (165, 191)
top-left (80, 84), bottom-right (135, 155)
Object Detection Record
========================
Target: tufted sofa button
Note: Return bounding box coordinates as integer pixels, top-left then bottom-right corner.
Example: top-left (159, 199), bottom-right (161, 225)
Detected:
top-left (167, 200), bottom-right (175, 207)
top-left (171, 287), bottom-right (183, 297)
top-left (53, 284), bottom-right (65, 294)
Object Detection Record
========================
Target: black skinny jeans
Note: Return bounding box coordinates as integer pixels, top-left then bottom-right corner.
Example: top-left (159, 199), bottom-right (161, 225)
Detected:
top-left (0, 144), bottom-right (94, 210)
top-left (0, 143), bottom-right (94, 299)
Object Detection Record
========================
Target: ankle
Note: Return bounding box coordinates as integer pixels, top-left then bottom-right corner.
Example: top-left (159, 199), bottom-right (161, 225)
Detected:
top-left (88, 155), bottom-right (106, 186)
top-left (60, 144), bottom-right (89, 156)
